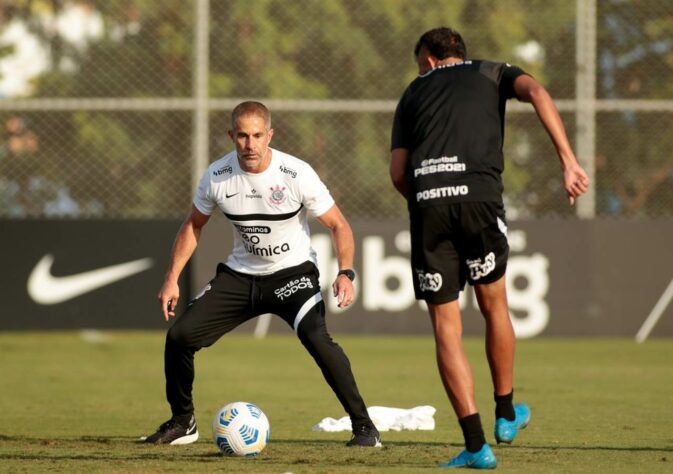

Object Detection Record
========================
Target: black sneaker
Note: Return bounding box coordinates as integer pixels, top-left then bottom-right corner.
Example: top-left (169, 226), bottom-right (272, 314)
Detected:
top-left (142, 415), bottom-right (199, 445)
top-left (346, 423), bottom-right (382, 447)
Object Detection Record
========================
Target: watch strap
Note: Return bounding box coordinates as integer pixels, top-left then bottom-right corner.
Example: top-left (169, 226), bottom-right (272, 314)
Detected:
top-left (337, 269), bottom-right (356, 281)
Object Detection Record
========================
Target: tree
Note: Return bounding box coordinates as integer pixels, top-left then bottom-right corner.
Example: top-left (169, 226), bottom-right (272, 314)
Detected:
top-left (2, 0), bottom-right (672, 219)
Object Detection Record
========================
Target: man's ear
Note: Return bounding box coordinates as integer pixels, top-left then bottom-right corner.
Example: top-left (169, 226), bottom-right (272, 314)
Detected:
top-left (227, 129), bottom-right (234, 141)
top-left (426, 55), bottom-right (439, 69)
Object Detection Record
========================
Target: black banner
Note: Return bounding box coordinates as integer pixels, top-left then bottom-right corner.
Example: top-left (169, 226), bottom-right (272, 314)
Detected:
top-left (193, 216), bottom-right (673, 338)
top-left (0, 219), bottom-right (188, 330)
top-left (4, 217), bottom-right (673, 338)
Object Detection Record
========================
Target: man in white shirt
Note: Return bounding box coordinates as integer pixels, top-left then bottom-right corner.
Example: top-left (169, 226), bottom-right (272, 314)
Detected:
top-left (143, 101), bottom-right (381, 448)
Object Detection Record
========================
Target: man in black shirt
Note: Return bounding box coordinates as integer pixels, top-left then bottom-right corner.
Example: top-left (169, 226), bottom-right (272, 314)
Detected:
top-left (390, 27), bottom-right (589, 469)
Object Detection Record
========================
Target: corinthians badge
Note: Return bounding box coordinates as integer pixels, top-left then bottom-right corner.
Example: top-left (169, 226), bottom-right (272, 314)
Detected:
top-left (269, 185), bottom-right (287, 205)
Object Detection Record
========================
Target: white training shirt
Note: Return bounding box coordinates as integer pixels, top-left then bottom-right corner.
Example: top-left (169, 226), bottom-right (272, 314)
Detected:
top-left (193, 148), bottom-right (335, 275)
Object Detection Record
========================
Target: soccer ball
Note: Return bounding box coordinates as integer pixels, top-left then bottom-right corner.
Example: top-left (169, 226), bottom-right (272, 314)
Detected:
top-left (212, 402), bottom-right (270, 456)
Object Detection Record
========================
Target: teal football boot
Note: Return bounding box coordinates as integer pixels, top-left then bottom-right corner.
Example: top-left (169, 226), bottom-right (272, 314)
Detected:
top-left (494, 403), bottom-right (530, 444)
top-left (439, 444), bottom-right (497, 469)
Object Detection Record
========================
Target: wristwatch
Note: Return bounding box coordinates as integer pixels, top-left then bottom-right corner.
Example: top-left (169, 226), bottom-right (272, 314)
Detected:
top-left (337, 269), bottom-right (356, 281)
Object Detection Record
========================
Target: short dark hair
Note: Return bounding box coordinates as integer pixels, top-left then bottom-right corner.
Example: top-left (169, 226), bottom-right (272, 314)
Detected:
top-left (414, 27), bottom-right (467, 60)
top-left (231, 101), bottom-right (271, 130)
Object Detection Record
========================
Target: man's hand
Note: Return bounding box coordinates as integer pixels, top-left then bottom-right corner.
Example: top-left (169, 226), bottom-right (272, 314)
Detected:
top-left (158, 280), bottom-right (180, 321)
top-left (563, 163), bottom-right (590, 206)
top-left (332, 275), bottom-right (355, 308)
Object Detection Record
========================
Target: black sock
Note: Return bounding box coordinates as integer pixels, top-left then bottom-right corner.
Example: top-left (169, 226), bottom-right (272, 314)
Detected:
top-left (458, 413), bottom-right (486, 453)
top-left (494, 390), bottom-right (515, 421)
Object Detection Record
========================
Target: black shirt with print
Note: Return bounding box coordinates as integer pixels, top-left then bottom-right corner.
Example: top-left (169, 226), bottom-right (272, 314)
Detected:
top-left (391, 60), bottom-right (527, 210)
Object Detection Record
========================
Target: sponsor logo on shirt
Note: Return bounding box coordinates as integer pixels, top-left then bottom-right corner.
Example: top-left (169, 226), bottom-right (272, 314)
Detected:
top-left (246, 188), bottom-right (263, 199)
top-left (241, 233), bottom-right (290, 256)
top-left (279, 165), bottom-right (297, 178)
top-left (414, 156), bottom-right (466, 178)
top-left (234, 224), bottom-right (271, 234)
top-left (416, 185), bottom-right (469, 202)
top-left (213, 165), bottom-right (233, 176)
top-left (243, 241), bottom-right (290, 257)
top-left (274, 276), bottom-right (314, 301)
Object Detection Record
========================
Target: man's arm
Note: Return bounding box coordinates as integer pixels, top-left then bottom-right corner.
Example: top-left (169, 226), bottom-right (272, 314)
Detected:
top-left (316, 204), bottom-right (356, 308)
top-left (514, 74), bottom-right (590, 205)
top-left (390, 148), bottom-right (409, 198)
top-left (158, 205), bottom-right (210, 320)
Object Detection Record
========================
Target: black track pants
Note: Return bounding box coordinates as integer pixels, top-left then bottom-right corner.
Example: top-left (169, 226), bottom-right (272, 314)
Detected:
top-left (163, 261), bottom-right (371, 426)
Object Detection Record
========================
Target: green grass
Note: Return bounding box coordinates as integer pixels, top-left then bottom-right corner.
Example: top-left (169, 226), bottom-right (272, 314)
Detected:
top-left (1, 332), bottom-right (671, 473)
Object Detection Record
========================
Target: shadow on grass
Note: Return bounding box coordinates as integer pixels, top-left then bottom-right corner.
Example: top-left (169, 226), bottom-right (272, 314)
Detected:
top-left (498, 444), bottom-right (673, 453)
top-left (1, 434), bottom-right (671, 464)
top-left (233, 438), bottom-right (673, 454)
top-left (271, 438), bottom-right (450, 447)
top-left (0, 434), bottom-right (448, 447)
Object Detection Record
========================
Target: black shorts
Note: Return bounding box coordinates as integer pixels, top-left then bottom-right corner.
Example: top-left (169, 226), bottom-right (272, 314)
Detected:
top-left (172, 261), bottom-right (324, 348)
top-left (409, 201), bottom-right (509, 304)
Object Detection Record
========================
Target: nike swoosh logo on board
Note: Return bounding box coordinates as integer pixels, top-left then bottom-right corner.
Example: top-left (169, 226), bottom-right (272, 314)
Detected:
top-left (27, 254), bottom-right (154, 305)
top-left (225, 192), bottom-right (239, 198)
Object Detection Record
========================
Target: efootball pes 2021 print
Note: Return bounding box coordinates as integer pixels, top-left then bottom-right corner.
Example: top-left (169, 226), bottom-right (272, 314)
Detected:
top-left (212, 402), bottom-right (270, 456)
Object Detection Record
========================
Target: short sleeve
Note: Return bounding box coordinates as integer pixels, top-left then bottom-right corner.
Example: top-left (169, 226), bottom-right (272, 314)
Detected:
top-left (499, 63), bottom-right (528, 99)
top-left (300, 164), bottom-right (335, 217)
top-left (192, 169), bottom-right (215, 215)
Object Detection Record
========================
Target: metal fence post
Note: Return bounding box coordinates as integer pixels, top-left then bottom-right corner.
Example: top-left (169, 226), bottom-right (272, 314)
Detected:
top-left (575, 0), bottom-right (597, 218)
top-left (192, 0), bottom-right (210, 193)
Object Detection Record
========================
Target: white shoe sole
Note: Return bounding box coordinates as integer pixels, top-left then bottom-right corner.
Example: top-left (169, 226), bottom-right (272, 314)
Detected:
top-left (169, 431), bottom-right (199, 445)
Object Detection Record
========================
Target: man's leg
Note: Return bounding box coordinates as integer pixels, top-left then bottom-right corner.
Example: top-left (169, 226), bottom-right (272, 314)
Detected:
top-left (145, 268), bottom-right (252, 444)
top-left (474, 274), bottom-right (530, 444)
top-left (295, 305), bottom-right (381, 447)
top-left (264, 262), bottom-right (380, 447)
top-left (430, 300), bottom-right (496, 468)
top-left (142, 318), bottom-right (207, 444)
top-left (164, 323), bottom-right (204, 418)
top-left (296, 305), bottom-right (369, 422)
top-left (164, 298), bottom-right (247, 418)
top-left (474, 275), bottom-right (514, 397)
top-left (428, 300), bottom-right (477, 417)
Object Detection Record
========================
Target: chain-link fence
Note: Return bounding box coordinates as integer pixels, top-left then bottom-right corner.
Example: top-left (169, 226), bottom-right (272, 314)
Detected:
top-left (1, 0), bottom-right (672, 220)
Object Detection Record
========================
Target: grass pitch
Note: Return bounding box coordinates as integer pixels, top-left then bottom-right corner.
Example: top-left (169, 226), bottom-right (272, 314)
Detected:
top-left (1, 331), bottom-right (671, 473)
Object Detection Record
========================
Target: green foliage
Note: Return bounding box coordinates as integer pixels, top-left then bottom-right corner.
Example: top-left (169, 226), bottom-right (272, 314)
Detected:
top-left (2, 1), bottom-right (673, 218)
top-left (593, 1), bottom-right (673, 216)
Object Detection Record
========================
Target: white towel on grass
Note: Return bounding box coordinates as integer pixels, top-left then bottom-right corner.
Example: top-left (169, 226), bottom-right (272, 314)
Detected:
top-left (312, 406), bottom-right (436, 432)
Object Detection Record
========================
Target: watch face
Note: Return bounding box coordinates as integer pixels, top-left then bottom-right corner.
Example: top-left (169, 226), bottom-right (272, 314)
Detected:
top-left (339, 269), bottom-right (356, 281)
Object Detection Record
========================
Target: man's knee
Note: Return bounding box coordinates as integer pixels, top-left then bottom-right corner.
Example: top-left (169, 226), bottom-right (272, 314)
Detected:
top-left (167, 322), bottom-right (198, 349)
top-left (296, 310), bottom-right (332, 347)
top-left (475, 280), bottom-right (509, 319)
top-left (429, 301), bottom-right (462, 333)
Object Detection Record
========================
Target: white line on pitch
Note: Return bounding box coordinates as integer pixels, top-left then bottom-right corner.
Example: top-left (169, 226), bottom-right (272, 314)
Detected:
top-left (635, 278), bottom-right (673, 343)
